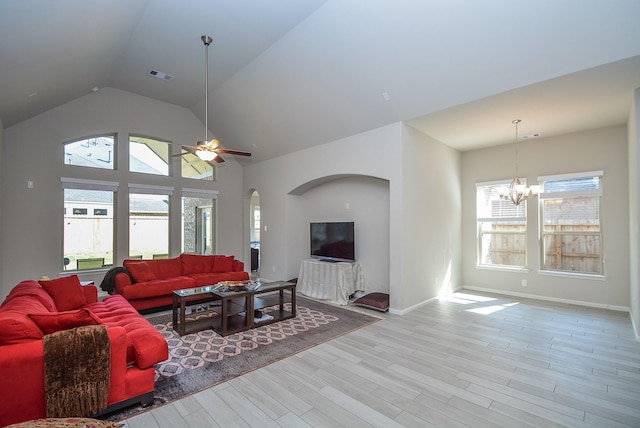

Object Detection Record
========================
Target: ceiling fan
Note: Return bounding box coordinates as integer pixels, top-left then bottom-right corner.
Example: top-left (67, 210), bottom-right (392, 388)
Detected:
top-left (174, 35), bottom-right (251, 164)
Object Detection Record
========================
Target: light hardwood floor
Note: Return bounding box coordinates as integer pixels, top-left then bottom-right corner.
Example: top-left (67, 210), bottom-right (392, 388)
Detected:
top-left (121, 291), bottom-right (640, 427)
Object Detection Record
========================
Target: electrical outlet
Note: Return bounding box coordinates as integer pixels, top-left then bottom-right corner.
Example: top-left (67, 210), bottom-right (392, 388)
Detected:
top-left (521, 279), bottom-right (527, 287)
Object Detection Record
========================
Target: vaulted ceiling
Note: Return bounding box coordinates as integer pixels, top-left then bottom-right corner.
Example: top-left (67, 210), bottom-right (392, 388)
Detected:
top-left (1, 0), bottom-right (639, 162)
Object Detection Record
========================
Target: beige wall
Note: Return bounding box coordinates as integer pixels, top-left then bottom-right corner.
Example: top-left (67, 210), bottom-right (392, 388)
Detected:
top-left (1, 88), bottom-right (246, 298)
top-left (462, 125), bottom-right (630, 309)
top-left (629, 88), bottom-right (640, 337)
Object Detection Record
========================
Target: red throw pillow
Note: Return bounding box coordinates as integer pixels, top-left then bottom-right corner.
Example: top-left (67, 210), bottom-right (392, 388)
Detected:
top-left (124, 261), bottom-right (157, 282)
top-left (39, 275), bottom-right (86, 311)
top-left (0, 312), bottom-right (44, 345)
top-left (29, 308), bottom-right (102, 335)
top-left (181, 254), bottom-right (215, 275)
top-left (212, 255), bottom-right (234, 273)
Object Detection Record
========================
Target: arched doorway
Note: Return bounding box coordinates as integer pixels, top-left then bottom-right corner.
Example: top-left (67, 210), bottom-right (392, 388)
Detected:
top-left (249, 190), bottom-right (260, 274)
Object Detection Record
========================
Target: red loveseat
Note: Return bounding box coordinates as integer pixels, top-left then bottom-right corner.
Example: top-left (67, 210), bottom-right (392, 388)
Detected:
top-left (113, 253), bottom-right (249, 312)
top-left (0, 277), bottom-right (168, 426)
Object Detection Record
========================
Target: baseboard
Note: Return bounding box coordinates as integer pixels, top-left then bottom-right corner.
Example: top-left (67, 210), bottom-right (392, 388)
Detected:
top-left (462, 285), bottom-right (630, 313)
top-left (92, 391), bottom-right (154, 418)
top-left (389, 295), bottom-right (440, 315)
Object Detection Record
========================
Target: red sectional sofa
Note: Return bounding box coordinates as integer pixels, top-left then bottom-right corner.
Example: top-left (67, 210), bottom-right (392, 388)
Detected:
top-left (113, 253), bottom-right (249, 312)
top-left (0, 277), bottom-right (168, 426)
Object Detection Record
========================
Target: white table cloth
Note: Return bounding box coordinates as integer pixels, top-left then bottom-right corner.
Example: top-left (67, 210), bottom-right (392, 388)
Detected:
top-left (297, 259), bottom-right (363, 305)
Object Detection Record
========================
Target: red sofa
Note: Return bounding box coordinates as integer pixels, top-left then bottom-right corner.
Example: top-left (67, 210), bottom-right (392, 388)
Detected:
top-left (0, 277), bottom-right (168, 426)
top-left (113, 254), bottom-right (249, 311)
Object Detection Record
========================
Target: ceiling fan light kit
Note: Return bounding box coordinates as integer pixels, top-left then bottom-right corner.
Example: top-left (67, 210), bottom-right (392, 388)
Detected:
top-left (498, 119), bottom-right (541, 206)
top-left (174, 35), bottom-right (251, 165)
top-left (196, 149), bottom-right (217, 162)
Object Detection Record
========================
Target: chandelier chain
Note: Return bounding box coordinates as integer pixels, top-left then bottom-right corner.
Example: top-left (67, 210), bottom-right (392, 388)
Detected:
top-left (513, 119), bottom-right (521, 177)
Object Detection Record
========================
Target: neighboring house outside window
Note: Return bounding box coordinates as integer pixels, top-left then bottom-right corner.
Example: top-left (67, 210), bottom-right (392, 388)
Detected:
top-left (63, 135), bottom-right (115, 169)
top-left (539, 171), bottom-right (603, 275)
top-left (476, 181), bottom-right (527, 269)
top-left (62, 178), bottom-right (118, 271)
top-left (181, 189), bottom-right (218, 255)
top-left (129, 187), bottom-right (172, 260)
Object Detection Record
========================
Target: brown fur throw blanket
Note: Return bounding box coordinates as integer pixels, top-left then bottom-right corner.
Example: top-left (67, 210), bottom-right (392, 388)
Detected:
top-left (43, 325), bottom-right (111, 418)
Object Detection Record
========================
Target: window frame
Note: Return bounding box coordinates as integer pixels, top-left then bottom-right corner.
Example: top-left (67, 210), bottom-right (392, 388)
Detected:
top-left (538, 171), bottom-right (604, 277)
top-left (476, 180), bottom-right (528, 270)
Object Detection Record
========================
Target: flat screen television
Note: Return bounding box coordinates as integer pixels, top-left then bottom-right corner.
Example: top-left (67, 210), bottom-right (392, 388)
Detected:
top-left (310, 221), bottom-right (355, 262)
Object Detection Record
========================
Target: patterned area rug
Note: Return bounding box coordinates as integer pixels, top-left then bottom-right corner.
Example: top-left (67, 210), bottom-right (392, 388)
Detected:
top-left (105, 296), bottom-right (378, 421)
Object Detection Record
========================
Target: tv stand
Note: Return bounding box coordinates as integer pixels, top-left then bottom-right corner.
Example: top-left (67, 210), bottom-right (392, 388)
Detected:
top-left (297, 259), bottom-right (363, 305)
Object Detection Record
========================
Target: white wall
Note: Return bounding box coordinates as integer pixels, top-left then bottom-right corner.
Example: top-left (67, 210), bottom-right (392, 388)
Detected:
top-left (1, 88), bottom-right (245, 298)
top-left (243, 122), bottom-right (461, 312)
top-left (629, 88), bottom-right (640, 337)
top-left (292, 175), bottom-right (390, 294)
top-left (462, 125), bottom-right (630, 309)
top-left (243, 123), bottom-right (400, 290)
top-left (400, 125), bottom-right (462, 310)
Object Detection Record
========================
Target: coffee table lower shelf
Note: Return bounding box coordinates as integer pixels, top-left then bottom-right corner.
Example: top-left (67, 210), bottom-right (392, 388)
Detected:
top-left (172, 281), bottom-right (296, 336)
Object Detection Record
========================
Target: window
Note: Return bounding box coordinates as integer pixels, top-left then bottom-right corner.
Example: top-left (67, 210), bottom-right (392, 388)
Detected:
top-left (129, 189), bottom-right (170, 259)
top-left (129, 135), bottom-right (170, 176)
top-left (63, 135), bottom-right (115, 169)
top-left (62, 178), bottom-right (117, 271)
top-left (182, 189), bottom-right (218, 254)
top-left (181, 151), bottom-right (215, 181)
top-left (539, 171), bottom-right (603, 275)
top-left (477, 181), bottom-right (527, 268)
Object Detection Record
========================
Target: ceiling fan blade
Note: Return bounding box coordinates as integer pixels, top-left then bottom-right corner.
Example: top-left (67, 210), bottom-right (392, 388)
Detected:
top-left (213, 155), bottom-right (225, 164)
top-left (172, 145), bottom-right (198, 157)
top-left (215, 148), bottom-right (252, 157)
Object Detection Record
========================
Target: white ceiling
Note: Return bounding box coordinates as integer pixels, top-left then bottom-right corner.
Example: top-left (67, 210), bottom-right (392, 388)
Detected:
top-left (1, 0), bottom-right (639, 162)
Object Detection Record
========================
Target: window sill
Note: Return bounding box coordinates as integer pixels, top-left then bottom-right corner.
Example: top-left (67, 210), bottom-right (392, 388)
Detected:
top-left (538, 270), bottom-right (607, 281)
top-left (58, 268), bottom-right (110, 276)
top-left (476, 265), bottom-right (530, 274)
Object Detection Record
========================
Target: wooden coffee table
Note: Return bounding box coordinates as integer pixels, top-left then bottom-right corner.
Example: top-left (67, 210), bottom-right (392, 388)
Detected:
top-left (172, 281), bottom-right (296, 336)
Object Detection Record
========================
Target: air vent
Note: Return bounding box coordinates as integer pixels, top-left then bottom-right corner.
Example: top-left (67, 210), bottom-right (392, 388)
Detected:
top-left (149, 69), bottom-right (174, 81)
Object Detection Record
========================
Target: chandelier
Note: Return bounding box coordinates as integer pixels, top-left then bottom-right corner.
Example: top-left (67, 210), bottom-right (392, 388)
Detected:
top-left (498, 119), bottom-right (540, 205)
